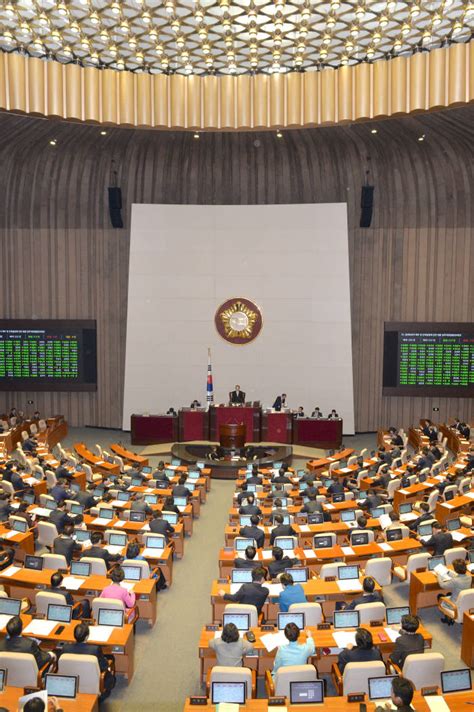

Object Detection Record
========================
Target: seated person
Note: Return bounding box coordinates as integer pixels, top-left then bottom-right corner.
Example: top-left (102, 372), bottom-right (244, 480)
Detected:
top-left (234, 545), bottom-right (261, 570)
top-left (375, 677), bottom-right (416, 712)
top-left (130, 493), bottom-right (153, 516)
top-left (389, 614), bottom-right (424, 667)
top-left (276, 572), bottom-right (307, 612)
top-left (45, 572), bottom-right (91, 619)
top-left (154, 462), bottom-right (170, 481)
top-left (271, 467), bottom-right (291, 484)
top-left (295, 406), bottom-right (305, 418)
top-left (268, 546), bottom-right (298, 579)
top-left (361, 488), bottom-right (383, 511)
top-left (408, 501), bottom-right (432, 531)
top-left (53, 522), bottom-right (81, 565)
top-left (272, 623), bottom-right (315, 674)
top-left (172, 474), bottom-right (191, 499)
top-left (74, 486), bottom-right (98, 510)
top-left (209, 622), bottom-right (254, 666)
top-left (270, 514), bottom-right (296, 545)
top-left (0, 544), bottom-right (15, 571)
top-left (149, 510), bottom-right (175, 541)
top-left (327, 476), bottom-right (344, 496)
top-left (300, 492), bottom-right (323, 515)
top-left (163, 496), bottom-right (181, 516)
top-left (22, 436), bottom-right (38, 453)
top-left (271, 497), bottom-right (288, 519)
top-left (80, 530), bottom-right (121, 569)
top-left (246, 465), bottom-right (263, 485)
top-left (437, 558), bottom-right (472, 624)
top-left (100, 566), bottom-right (137, 618)
top-left (50, 479), bottom-right (71, 504)
top-left (125, 542), bottom-right (166, 589)
top-left (371, 466), bottom-right (391, 490)
top-left (236, 482), bottom-right (249, 506)
top-left (389, 427), bottom-right (404, 447)
top-left (61, 622), bottom-right (116, 696)
top-left (220, 567), bottom-right (269, 614)
top-left (311, 407), bottom-right (323, 418)
top-left (239, 494), bottom-right (262, 517)
top-left (337, 627), bottom-right (383, 673)
top-left (55, 459), bottom-right (73, 481)
top-left (344, 576), bottom-right (383, 610)
top-left (0, 493), bottom-right (12, 522)
top-left (0, 615), bottom-right (54, 670)
top-left (239, 514), bottom-right (265, 549)
top-left (49, 500), bottom-right (77, 534)
top-left (423, 521), bottom-right (453, 555)
top-left (328, 409), bottom-right (339, 419)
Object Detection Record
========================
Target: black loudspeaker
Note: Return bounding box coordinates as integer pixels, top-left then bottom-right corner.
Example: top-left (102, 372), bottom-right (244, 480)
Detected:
top-left (360, 185), bottom-right (374, 227)
top-left (108, 187), bottom-right (123, 228)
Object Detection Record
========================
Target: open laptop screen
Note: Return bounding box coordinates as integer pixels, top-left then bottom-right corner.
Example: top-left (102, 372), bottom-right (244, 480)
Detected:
top-left (98, 608), bottom-right (124, 627)
top-left (441, 669), bottom-right (472, 694)
top-left (45, 674), bottom-right (78, 699)
top-left (386, 607), bottom-right (410, 625)
top-left (286, 567), bottom-right (308, 583)
top-left (0, 669), bottom-right (5, 692)
top-left (222, 613), bottom-right (250, 631)
top-left (70, 560), bottom-right (91, 577)
top-left (24, 555), bottom-right (43, 571)
top-left (338, 565), bottom-right (359, 580)
top-left (231, 569), bottom-right (253, 584)
top-left (290, 680), bottom-right (324, 704)
top-left (368, 675), bottom-right (398, 701)
top-left (278, 612), bottom-right (305, 630)
top-left (0, 598), bottom-right (22, 616)
top-left (333, 610), bottom-right (360, 629)
top-left (211, 681), bottom-right (246, 705)
top-left (122, 565), bottom-right (141, 581)
top-left (47, 604), bottom-right (72, 623)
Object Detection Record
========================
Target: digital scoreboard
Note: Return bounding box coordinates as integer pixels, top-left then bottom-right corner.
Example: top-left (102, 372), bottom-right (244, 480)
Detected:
top-left (383, 323), bottom-right (474, 397)
top-left (0, 320), bottom-right (97, 392)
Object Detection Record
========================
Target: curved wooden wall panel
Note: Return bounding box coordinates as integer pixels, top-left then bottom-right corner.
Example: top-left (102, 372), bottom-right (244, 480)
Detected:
top-left (0, 107), bottom-right (472, 430)
top-left (0, 42), bottom-right (472, 129)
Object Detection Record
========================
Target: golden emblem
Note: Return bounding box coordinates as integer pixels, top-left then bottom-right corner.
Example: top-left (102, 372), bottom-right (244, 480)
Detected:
top-left (215, 298), bottom-right (263, 345)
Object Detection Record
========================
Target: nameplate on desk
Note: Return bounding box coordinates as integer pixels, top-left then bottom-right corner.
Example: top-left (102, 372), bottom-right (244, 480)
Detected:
top-left (268, 697), bottom-right (286, 706)
top-left (261, 624), bottom-right (275, 631)
top-left (370, 620), bottom-right (384, 627)
top-left (218, 578), bottom-right (228, 584)
top-left (347, 693), bottom-right (365, 703)
top-left (421, 687), bottom-right (439, 696)
top-left (189, 696), bottom-right (208, 705)
top-left (317, 623), bottom-right (331, 629)
top-left (206, 624), bottom-right (219, 631)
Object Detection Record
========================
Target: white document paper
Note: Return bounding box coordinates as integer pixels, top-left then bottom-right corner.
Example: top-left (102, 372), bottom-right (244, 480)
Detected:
top-left (30, 507), bottom-right (51, 517)
top-left (465, 491), bottom-right (474, 499)
top-left (1, 530), bottom-right (18, 539)
top-left (337, 580), bottom-right (363, 592)
top-left (61, 576), bottom-right (85, 591)
top-left (0, 614), bottom-right (14, 630)
top-left (424, 696), bottom-right (451, 712)
top-left (216, 704), bottom-right (240, 712)
top-left (342, 546), bottom-right (355, 556)
top-left (1, 565), bottom-right (20, 577)
top-left (384, 627), bottom-right (401, 642)
top-left (92, 517), bottom-right (114, 526)
top-left (455, 464), bottom-right (466, 469)
top-left (87, 625), bottom-right (113, 643)
top-left (379, 542), bottom-right (393, 551)
top-left (332, 631), bottom-right (357, 648)
top-left (263, 583), bottom-right (284, 596)
top-left (230, 584), bottom-right (242, 595)
top-left (303, 548), bottom-right (317, 558)
top-left (113, 520), bottom-right (126, 528)
top-left (451, 531), bottom-right (467, 542)
top-left (104, 545), bottom-right (124, 555)
top-left (24, 619), bottom-right (58, 636)
top-left (325, 503), bottom-right (335, 510)
top-left (379, 514), bottom-right (392, 530)
top-left (443, 503), bottom-right (454, 509)
top-left (121, 581), bottom-right (135, 592)
top-left (434, 563), bottom-right (450, 578)
top-left (400, 513), bottom-right (417, 522)
top-left (261, 550), bottom-right (273, 560)
top-left (24, 477), bottom-right (38, 485)
top-left (177, 506), bottom-right (186, 512)
top-left (341, 468), bottom-right (352, 474)
top-left (398, 489), bottom-right (409, 495)
top-left (260, 631), bottom-right (289, 652)
top-left (299, 525), bottom-right (311, 533)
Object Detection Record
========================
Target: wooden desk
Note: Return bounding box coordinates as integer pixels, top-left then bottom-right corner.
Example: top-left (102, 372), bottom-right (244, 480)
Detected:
top-left (293, 418), bottom-right (342, 449)
top-left (110, 443), bottom-right (149, 468)
top-left (0, 523), bottom-right (35, 557)
top-left (409, 570), bottom-right (446, 615)
top-left (74, 443), bottom-right (120, 476)
top-left (461, 611), bottom-right (474, 667)
top-left (130, 413), bottom-right (178, 445)
top-left (178, 408), bottom-right (210, 441)
top-left (439, 424), bottom-right (470, 454)
top-left (306, 449), bottom-right (355, 473)
top-left (435, 491), bottom-right (474, 524)
top-left (209, 406), bottom-right (261, 443)
top-left (1, 687), bottom-right (98, 711)
top-left (408, 427), bottom-right (430, 451)
top-left (261, 411), bottom-right (293, 444)
top-left (393, 479), bottom-right (440, 512)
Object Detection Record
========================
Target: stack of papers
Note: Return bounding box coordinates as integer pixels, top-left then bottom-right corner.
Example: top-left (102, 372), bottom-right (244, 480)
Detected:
top-left (342, 546), bottom-right (355, 556)
top-left (379, 514), bottom-right (392, 530)
top-left (383, 627), bottom-right (401, 642)
top-left (341, 468), bottom-right (352, 474)
top-left (332, 630), bottom-right (357, 648)
top-left (452, 531), bottom-right (467, 542)
top-left (337, 580), bottom-right (363, 592)
top-left (263, 583), bottom-right (284, 596)
top-left (92, 517), bottom-right (114, 526)
top-left (87, 625), bottom-right (113, 643)
top-left (113, 521), bottom-right (126, 528)
top-left (1, 565), bottom-right (20, 577)
top-left (61, 576), bottom-right (85, 591)
top-left (424, 697), bottom-right (451, 712)
top-left (260, 631), bottom-right (288, 652)
top-left (1, 530), bottom-right (18, 540)
top-left (299, 525), bottom-right (311, 533)
top-left (325, 503), bottom-right (335, 510)
top-left (30, 507), bottom-right (51, 517)
top-left (24, 619), bottom-right (58, 636)
top-left (104, 545), bottom-right (124, 555)
top-left (379, 542), bottom-right (393, 551)
top-left (0, 614), bottom-right (14, 631)
top-left (434, 563), bottom-right (450, 578)
top-left (303, 548), bottom-right (317, 558)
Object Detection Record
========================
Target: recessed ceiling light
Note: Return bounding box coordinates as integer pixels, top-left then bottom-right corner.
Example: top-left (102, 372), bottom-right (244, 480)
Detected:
top-left (100, 130), bottom-right (107, 135)
top-left (371, 128), bottom-right (378, 134)
top-left (418, 134), bottom-right (425, 141)
top-left (193, 132), bottom-right (200, 139)
top-left (276, 130), bottom-right (283, 138)
top-left (49, 139), bottom-right (57, 146)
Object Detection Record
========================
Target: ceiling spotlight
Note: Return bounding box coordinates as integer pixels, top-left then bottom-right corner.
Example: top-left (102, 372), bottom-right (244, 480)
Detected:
top-left (194, 132), bottom-right (200, 139)
top-left (49, 139), bottom-right (57, 146)
top-left (276, 130), bottom-right (283, 138)
top-left (371, 128), bottom-right (378, 134)
top-left (418, 134), bottom-right (425, 141)
top-left (100, 130), bottom-right (107, 135)
top-left (165, 0), bottom-right (174, 13)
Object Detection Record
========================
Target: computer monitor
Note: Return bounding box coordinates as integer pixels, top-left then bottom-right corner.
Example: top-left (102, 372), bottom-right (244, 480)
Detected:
top-left (74, 528), bottom-right (91, 542)
top-left (428, 555), bottom-right (446, 571)
top-left (333, 610), bottom-right (360, 629)
top-left (313, 535), bottom-right (333, 549)
top-left (98, 508), bottom-right (114, 520)
top-left (24, 555), bottom-right (43, 571)
top-left (47, 604), bottom-right (72, 623)
top-left (333, 493), bottom-right (345, 503)
top-left (386, 528), bottom-right (403, 542)
top-left (273, 462), bottom-right (283, 469)
top-left (368, 675), bottom-right (398, 701)
top-left (0, 669), bottom-right (6, 692)
top-left (399, 503), bottom-right (412, 514)
top-left (446, 518), bottom-right (461, 531)
top-left (94, 487), bottom-right (105, 497)
top-left (386, 606), bottom-right (410, 625)
top-left (130, 510), bottom-right (146, 522)
top-left (371, 507), bottom-right (385, 518)
top-left (70, 503), bottom-right (84, 515)
top-left (122, 565), bottom-right (141, 581)
top-left (196, 462), bottom-right (205, 470)
top-left (290, 680), bottom-right (324, 705)
top-left (162, 511), bottom-right (178, 525)
top-left (231, 569), bottom-right (253, 584)
top-left (144, 494), bottom-right (158, 504)
top-left (222, 613), bottom-right (250, 631)
top-left (445, 490), bottom-right (455, 501)
top-left (131, 477), bottom-right (143, 487)
top-left (236, 538), bottom-right (255, 551)
top-left (117, 492), bottom-right (131, 502)
top-left (418, 473), bottom-right (427, 483)
top-left (299, 482), bottom-right (308, 491)
top-left (70, 560), bottom-right (91, 577)
top-left (0, 598), bottom-right (22, 616)
top-left (239, 516), bottom-right (252, 526)
top-left (45, 674), bottom-right (78, 699)
top-left (286, 567), bottom-right (308, 583)
top-left (145, 536), bottom-right (165, 549)
top-left (142, 466), bottom-right (152, 474)
top-left (276, 537), bottom-right (295, 550)
top-left (211, 681), bottom-right (246, 705)
top-left (174, 497), bottom-right (187, 507)
top-left (45, 499), bottom-right (57, 510)
top-left (441, 669), bottom-right (472, 694)
top-left (11, 519), bottom-right (28, 533)
top-left (338, 565), bottom-right (359, 580)
top-left (246, 484), bottom-right (257, 493)
top-left (186, 484), bottom-right (196, 492)
top-left (109, 533), bottom-right (127, 547)
top-left (23, 492), bottom-right (35, 505)
top-left (155, 480), bottom-right (169, 490)
top-left (277, 612), bottom-right (305, 630)
top-left (418, 523), bottom-right (433, 537)
top-left (351, 532), bottom-right (369, 546)
top-left (171, 459), bottom-right (181, 466)
top-left (98, 608), bottom-right (124, 627)
top-left (308, 512), bottom-right (324, 524)
top-left (341, 510), bottom-right (356, 522)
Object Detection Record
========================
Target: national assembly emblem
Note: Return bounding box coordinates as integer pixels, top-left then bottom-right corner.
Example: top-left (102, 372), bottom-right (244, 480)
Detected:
top-left (215, 298), bottom-right (263, 345)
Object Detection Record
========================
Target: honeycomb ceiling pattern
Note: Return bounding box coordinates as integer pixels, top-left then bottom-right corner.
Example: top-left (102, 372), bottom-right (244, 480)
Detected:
top-left (0, 0), bottom-right (472, 75)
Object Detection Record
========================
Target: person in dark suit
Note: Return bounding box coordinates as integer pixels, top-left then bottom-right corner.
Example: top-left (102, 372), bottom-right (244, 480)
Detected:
top-left (362, 489), bottom-right (383, 511)
top-left (327, 477), bottom-right (344, 496)
top-left (130, 494), bottom-right (153, 516)
top-left (0, 615), bottom-right (53, 669)
top-left (49, 501), bottom-right (76, 534)
top-left (44, 572), bottom-right (91, 618)
top-left (408, 502), bottom-right (432, 531)
top-left (80, 531), bottom-right (120, 569)
top-left (424, 522), bottom-right (453, 555)
top-left (220, 567), bottom-right (268, 613)
top-left (267, 546), bottom-right (298, 578)
top-left (328, 409), bottom-right (339, 419)
top-left (50, 480), bottom-right (71, 504)
top-left (344, 576), bottom-right (384, 610)
top-left (272, 394), bottom-right (287, 411)
top-left (372, 467), bottom-right (391, 490)
top-left (172, 475), bottom-right (191, 500)
top-left (246, 465), bottom-right (263, 485)
top-left (61, 622), bottom-right (115, 695)
top-left (295, 406), bottom-right (305, 418)
top-left (311, 407), bottom-right (323, 418)
top-left (149, 510), bottom-right (175, 541)
top-left (239, 515), bottom-right (265, 549)
top-left (337, 627), bottom-right (383, 673)
top-left (383, 677), bottom-right (416, 712)
top-left (0, 494), bottom-right (12, 522)
top-left (389, 614), bottom-right (425, 668)
top-left (234, 545), bottom-right (261, 569)
top-left (390, 431), bottom-right (404, 447)
top-left (236, 483), bottom-right (250, 506)
top-left (53, 522), bottom-right (81, 565)
top-left (163, 496), bottom-right (181, 516)
top-left (229, 385), bottom-right (246, 404)
top-left (239, 495), bottom-right (262, 516)
top-left (22, 436), bottom-right (37, 453)
top-left (270, 515), bottom-right (296, 545)
top-left (74, 487), bottom-right (98, 510)
top-left (271, 468), bottom-right (291, 484)
top-left (55, 459), bottom-right (73, 481)
top-left (14, 501), bottom-right (33, 528)
top-left (300, 493), bottom-right (323, 515)
top-left (459, 422), bottom-right (470, 439)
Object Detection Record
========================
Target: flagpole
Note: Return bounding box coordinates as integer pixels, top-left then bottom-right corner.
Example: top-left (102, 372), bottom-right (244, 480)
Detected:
top-left (206, 347), bottom-right (214, 409)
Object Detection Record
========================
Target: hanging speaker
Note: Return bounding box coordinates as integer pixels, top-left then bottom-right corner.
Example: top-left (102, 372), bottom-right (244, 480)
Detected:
top-left (108, 187), bottom-right (123, 228)
top-left (360, 185), bottom-right (374, 228)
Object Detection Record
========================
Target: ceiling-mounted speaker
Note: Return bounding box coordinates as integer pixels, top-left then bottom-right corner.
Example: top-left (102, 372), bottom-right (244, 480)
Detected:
top-left (108, 186), bottom-right (123, 228)
top-left (360, 185), bottom-right (374, 228)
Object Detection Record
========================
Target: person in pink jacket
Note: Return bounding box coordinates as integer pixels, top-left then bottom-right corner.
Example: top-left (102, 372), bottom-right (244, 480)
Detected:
top-left (100, 566), bottom-right (137, 622)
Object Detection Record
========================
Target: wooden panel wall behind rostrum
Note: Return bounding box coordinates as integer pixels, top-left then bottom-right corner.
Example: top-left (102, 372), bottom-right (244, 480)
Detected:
top-left (0, 106), bottom-right (473, 430)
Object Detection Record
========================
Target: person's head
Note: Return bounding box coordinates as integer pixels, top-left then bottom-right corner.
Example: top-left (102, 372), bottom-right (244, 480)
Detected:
top-left (280, 573), bottom-right (294, 587)
top-left (284, 622), bottom-right (300, 642)
top-left (273, 498), bottom-right (282, 508)
top-left (245, 545), bottom-right (256, 560)
top-left (282, 393), bottom-right (287, 399)
top-left (58, 478), bottom-right (68, 488)
top-left (157, 460), bottom-right (165, 469)
top-left (240, 482), bottom-right (248, 492)
top-left (432, 521), bottom-right (443, 533)
top-left (252, 464), bottom-right (258, 474)
top-left (389, 511), bottom-right (400, 523)
top-left (453, 558), bottom-right (467, 575)
top-left (164, 496), bottom-right (174, 508)
top-left (50, 572), bottom-right (63, 588)
top-left (90, 531), bottom-right (103, 545)
top-left (6, 615), bottom-right (22, 638)
top-left (278, 467), bottom-right (285, 477)
top-left (126, 542), bottom-right (140, 559)
top-left (251, 567), bottom-right (266, 583)
top-left (356, 515), bottom-right (368, 528)
top-left (152, 509), bottom-right (162, 520)
top-left (74, 622), bottom-right (90, 643)
top-left (57, 500), bottom-right (66, 510)
top-left (235, 385), bottom-right (240, 391)
top-left (246, 495), bottom-right (255, 505)
top-left (111, 566), bottom-right (125, 583)
top-left (419, 502), bottom-right (430, 513)
top-left (355, 627), bottom-right (374, 649)
top-left (221, 622), bottom-right (240, 644)
top-left (23, 699), bottom-right (45, 712)
top-left (272, 546), bottom-right (283, 561)
top-left (63, 522), bottom-right (74, 537)
top-left (250, 514), bottom-right (260, 526)
top-left (298, 406), bottom-right (304, 412)
top-left (307, 492), bottom-right (317, 501)
top-left (17, 501), bottom-right (28, 513)
top-left (274, 514), bottom-right (284, 525)
top-left (362, 576), bottom-right (376, 594)
top-left (401, 614), bottom-right (420, 633)
top-left (391, 677), bottom-right (414, 708)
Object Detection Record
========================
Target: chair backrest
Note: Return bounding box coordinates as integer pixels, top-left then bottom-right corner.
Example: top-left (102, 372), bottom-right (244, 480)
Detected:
top-left (37, 521), bottom-right (59, 548)
top-left (402, 653), bottom-right (445, 689)
top-left (42, 553), bottom-right (68, 570)
top-left (406, 553), bottom-right (431, 580)
top-left (64, 499), bottom-right (77, 512)
top-left (444, 547), bottom-right (467, 567)
top-left (354, 601), bottom-right (387, 624)
top-left (83, 463), bottom-right (94, 482)
top-left (364, 558), bottom-right (393, 586)
top-left (91, 596), bottom-right (125, 622)
top-left (350, 529), bottom-right (375, 544)
top-left (57, 653), bottom-right (101, 694)
top-left (209, 666), bottom-right (252, 700)
top-left (0, 480), bottom-right (15, 496)
top-left (288, 602), bottom-right (322, 626)
top-left (0, 652), bottom-right (39, 687)
top-left (45, 470), bottom-right (57, 488)
top-left (80, 556), bottom-right (108, 576)
top-left (36, 590), bottom-right (68, 616)
top-left (273, 664), bottom-right (317, 697)
top-left (95, 444), bottom-right (103, 457)
top-left (320, 562), bottom-right (345, 579)
top-left (347, 456), bottom-right (358, 466)
top-left (274, 536), bottom-right (297, 551)
top-left (21, 430), bottom-right (29, 441)
top-left (122, 558), bottom-right (150, 578)
top-left (224, 603), bottom-right (258, 628)
top-left (452, 590), bottom-right (474, 623)
top-left (39, 493), bottom-right (55, 506)
top-left (342, 661), bottom-right (387, 695)
top-left (38, 419), bottom-right (47, 430)
top-left (30, 423), bottom-right (38, 434)
top-left (426, 490), bottom-right (439, 511)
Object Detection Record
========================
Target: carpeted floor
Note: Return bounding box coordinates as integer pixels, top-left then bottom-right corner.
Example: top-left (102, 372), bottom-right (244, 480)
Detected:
top-left (60, 428), bottom-right (466, 711)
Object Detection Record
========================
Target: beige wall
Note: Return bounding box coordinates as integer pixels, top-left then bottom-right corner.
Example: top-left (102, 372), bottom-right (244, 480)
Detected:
top-left (0, 108), bottom-right (473, 430)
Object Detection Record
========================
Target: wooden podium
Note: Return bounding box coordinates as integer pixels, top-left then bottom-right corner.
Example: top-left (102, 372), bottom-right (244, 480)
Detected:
top-left (261, 411), bottom-right (293, 443)
top-left (219, 423), bottom-right (246, 449)
top-left (178, 408), bottom-right (209, 441)
top-left (209, 406), bottom-right (261, 442)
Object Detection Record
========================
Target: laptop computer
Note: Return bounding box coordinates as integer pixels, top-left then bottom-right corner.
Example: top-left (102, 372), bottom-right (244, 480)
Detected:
top-left (171, 459), bottom-right (181, 466)
top-left (45, 674), bottom-right (78, 699)
top-left (174, 497), bottom-right (187, 507)
top-left (74, 528), bottom-right (91, 542)
top-left (239, 516), bottom-right (252, 526)
top-left (441, 668), bottom-right (472, 694)
top-left (277, 612), bottom-right (305, 630)
top-left (130, 510), bottom-right (146, 522)
top-left (418, 523), bottom-right (433, 537)
top-left (313, 535), bottom-right (333, 549)
top-left (70, 560), bottom-right (91, 577)
top-left (272, 514), bottom-right (290, 525)
top-left (98, 608), bottom-right (124, 627)
top-left (286, 567), bottom-right (308, 583)
top-left (333, 610), bottom-right (360, 629)
top-left (386, 528), bottom-right (403, 542)
top-left (11, 519), bottom-right (28, 533)
top-left (428, 555), bottom-right (446, 571)
top-left (122, 565), bottom-right (142, 581)
top-left (117, 492), bottom-right (131, 502)
top-left (144, 536), bottom-right (166, 549)
top-left (109, 533), bottom-right (127, 547)
top-left (386, 606), bottom-right (410, 626)
top-left (333, 493), bottom-right (345, 503)
top-left (231, 569), bottom-right (253, 584)
top-left (235, 538), bottom-right (255, 551)
top-left (142, 466), bottom-right (152, 474)
top-left (445, 490), bottom-right (455, 501)
top-left (290, 680), bottom-right (324, 705)
top-left (98, 508), bottom-right (114, 520)
top-left (162, 511), bottom-right (178, 524)
top-left (47, 603), bottom-right (72, 623)
top-left (308, 512), bottom-right (324, 524)
top-left (144, 494), bottom-right (158, 504)
top-left (45, 499), bottom-right (57, 510)
top-left (341, 510), bottom-right (356, 522)
top-left (222, 613), bottom-right (250, 631)
top-left (446, 518), bottom-right (461, 531)
top-left (368, 675), bottom-right (398, 707)
top-left (275, 537), bottom-right (295, 551)
top-left (0, 669), bottom-right (6, 692)
top-left (371, 507), bottom-right (385, 518)
top-left (70, 503), bottom-right (84, 515)
top-left (0, 598), bottom-right (22, 616)
top-left (24, 555), bottom-right (43, 571)
top-left (23, 492), bottom-right (35, 505)
top-left (211, 681), bottom-right (246, 705)
top-left (351, 532), bottom-right (369, 546)
top-left (338, 565), bottom-right (359, 580)
top-left (399, 503), bottom-right (412, 514)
